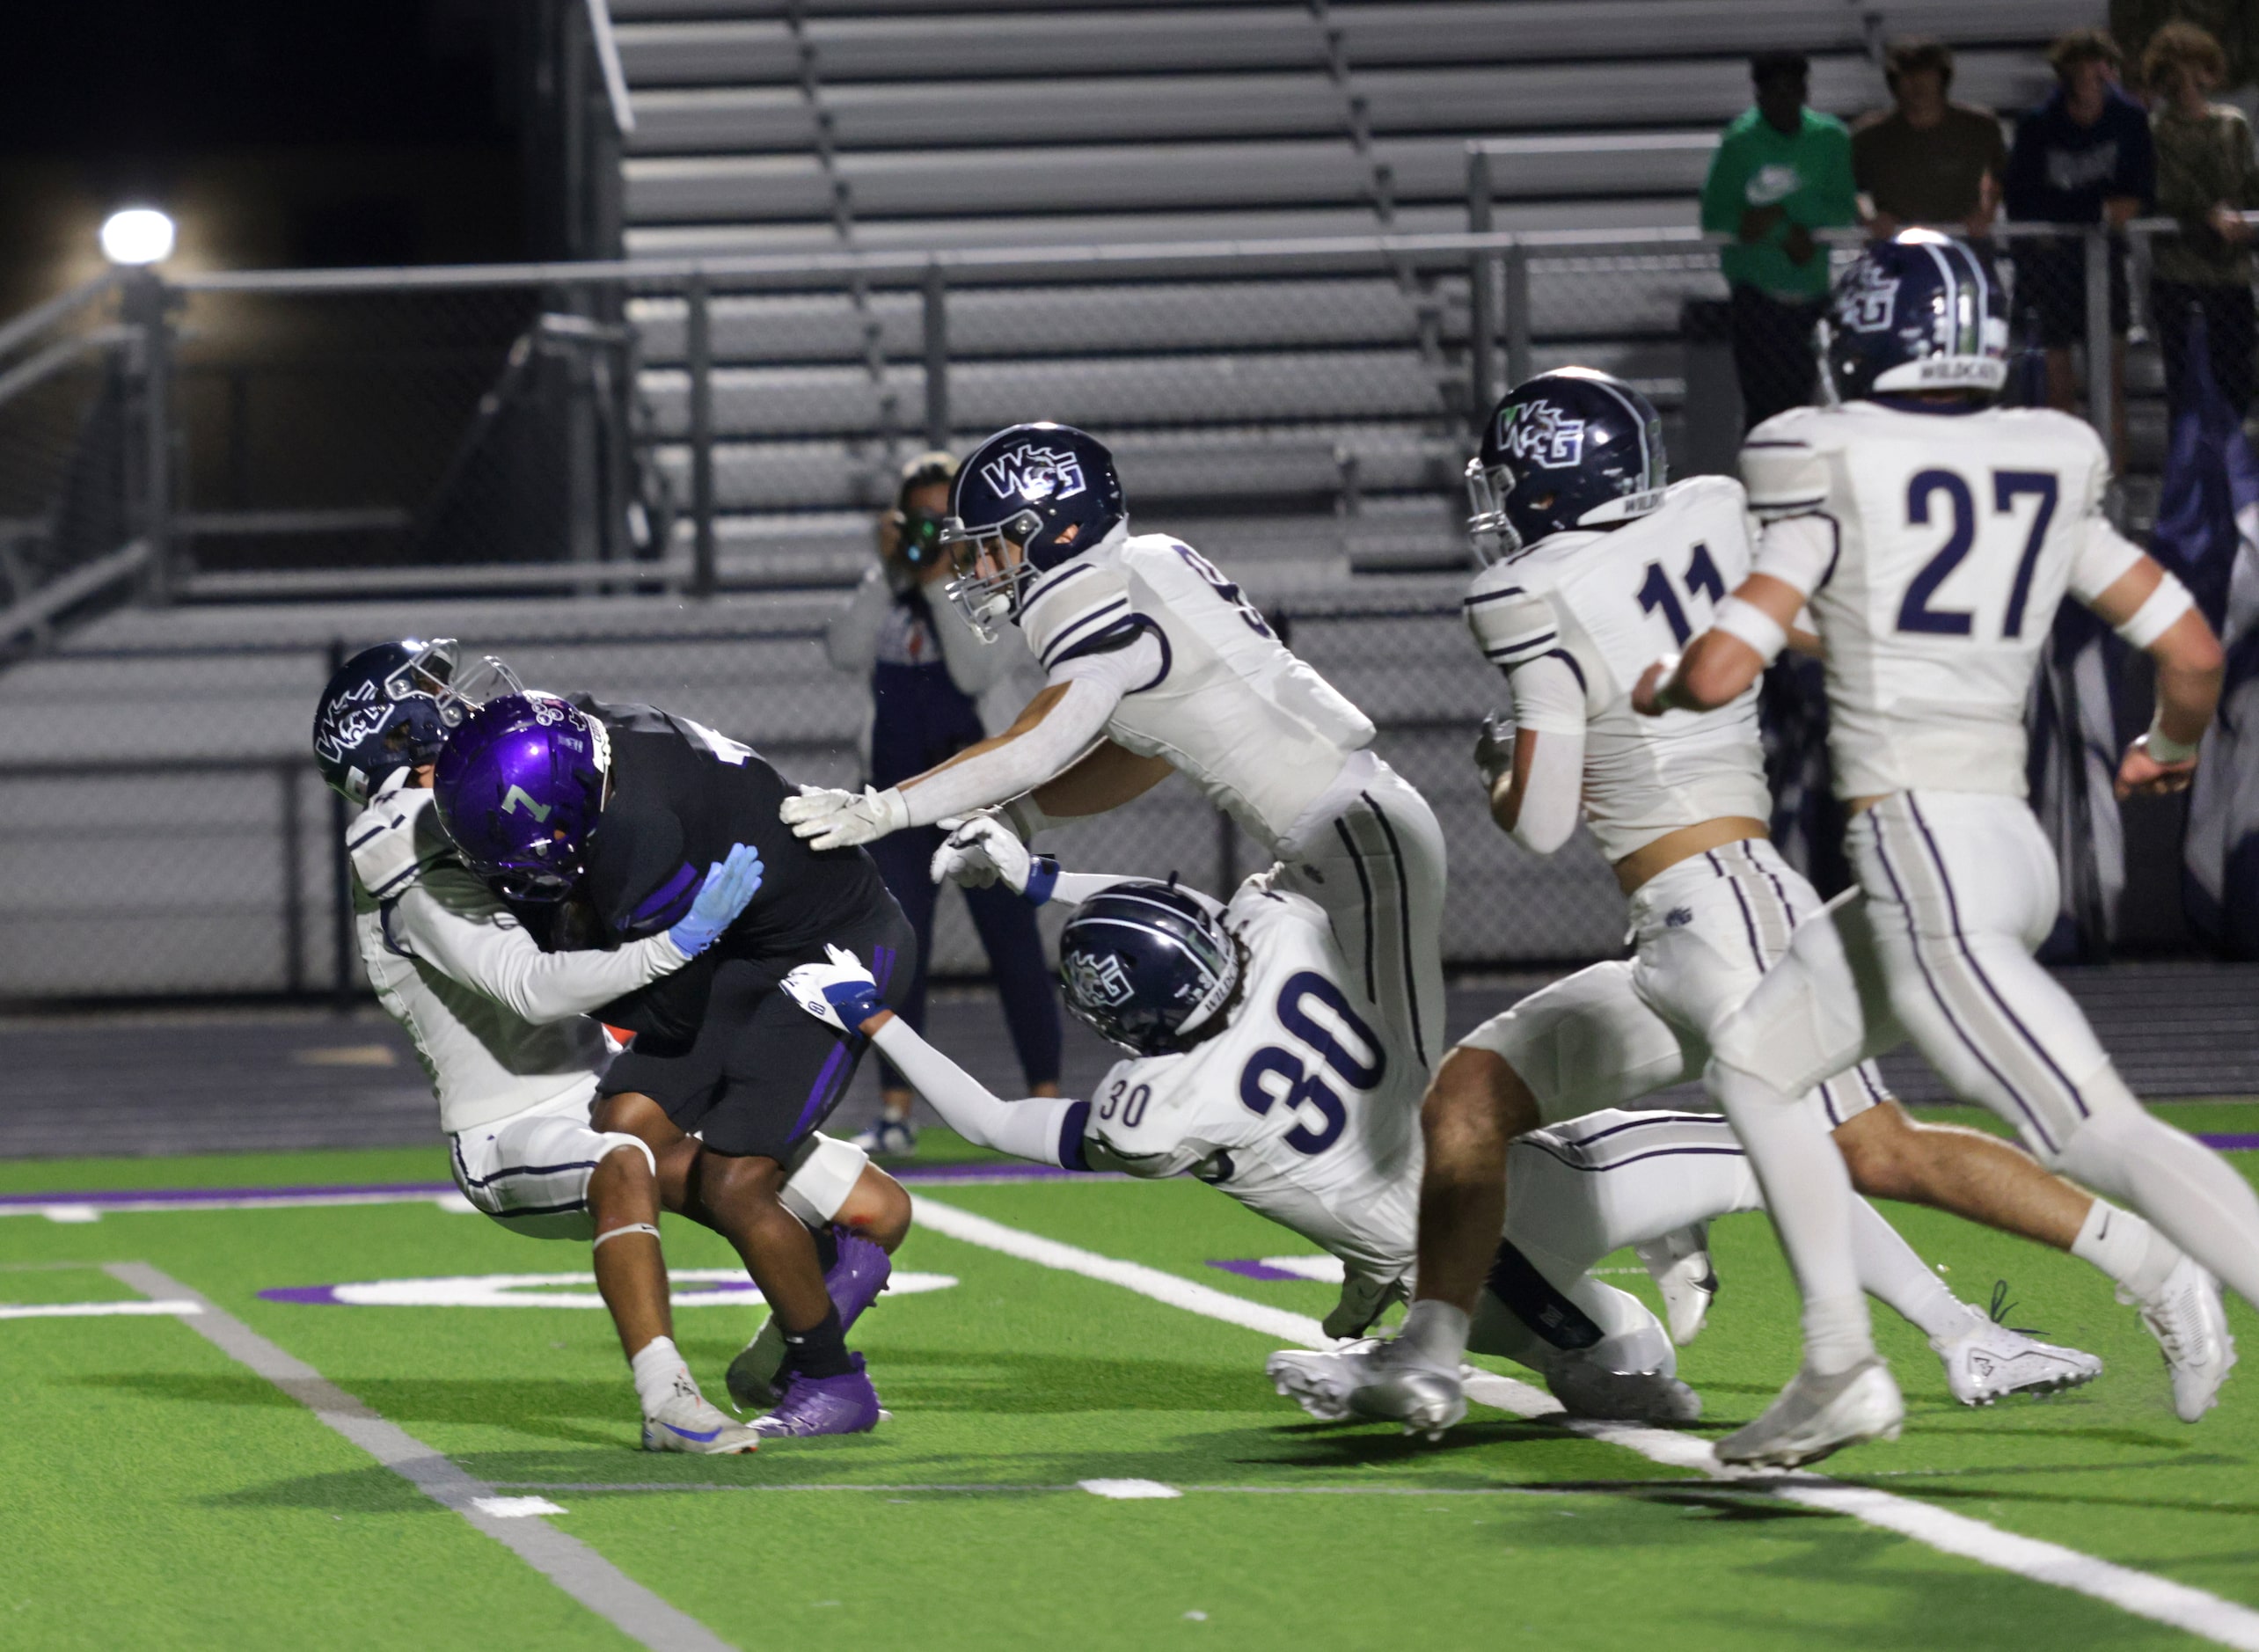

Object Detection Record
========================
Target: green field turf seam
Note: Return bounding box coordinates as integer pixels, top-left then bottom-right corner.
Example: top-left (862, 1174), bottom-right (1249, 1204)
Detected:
top-left (910, 1194), bottom-right (2259, 1652)
top-left (103, 1261), bottom-right (735, 1652)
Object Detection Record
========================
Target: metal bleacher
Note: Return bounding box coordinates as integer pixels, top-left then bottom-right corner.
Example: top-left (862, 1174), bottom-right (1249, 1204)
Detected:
top-left (609, 0), bottom-right (2087, 584)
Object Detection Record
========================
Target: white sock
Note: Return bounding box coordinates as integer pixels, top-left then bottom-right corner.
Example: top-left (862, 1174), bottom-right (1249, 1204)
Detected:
top-left (630, 1335), bottom-right (698, 1415)
top-left (1397, 1299), bottom-right (1471, 1371)
top-left (2057, 1072), bottom-right (2259, 1315)
top-left (1850, 1197), bottom-right (1967, 1342)
top-left (2070, 1198), bottom-right (2180, 1301)
top-left (1711, 1061), bottom-right (1875, 1375)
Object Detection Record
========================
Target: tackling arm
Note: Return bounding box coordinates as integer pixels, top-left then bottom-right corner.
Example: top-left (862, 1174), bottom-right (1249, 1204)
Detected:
top-left (392, 877), bottom-right (691, 1026)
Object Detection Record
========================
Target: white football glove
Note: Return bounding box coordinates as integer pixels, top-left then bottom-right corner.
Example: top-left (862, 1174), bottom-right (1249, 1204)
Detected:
top-left (779, 783), bottom-right (911, 851)
top-left (930, 812), bottom-right (1032, 893)
top-left (1473, 712), bottom-right (1517, 792)
top-left (779, 944), bottom-right (885, 1035)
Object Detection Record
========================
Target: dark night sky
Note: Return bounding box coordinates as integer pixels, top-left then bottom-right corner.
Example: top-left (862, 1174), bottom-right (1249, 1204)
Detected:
top-left (0, 0), bottom-right (513, 157)
top-left (0, 0), bottom-right (527, 296)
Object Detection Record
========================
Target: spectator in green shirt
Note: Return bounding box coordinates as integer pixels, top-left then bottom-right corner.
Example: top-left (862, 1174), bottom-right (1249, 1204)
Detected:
top-left (1700, 51), bottom-right (1861, 430)
top-left (2146, 20), bottom-right (2259, 420)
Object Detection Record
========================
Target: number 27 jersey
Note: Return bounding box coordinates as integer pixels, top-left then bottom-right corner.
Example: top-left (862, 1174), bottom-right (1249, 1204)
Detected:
top-left (1079, 878), bottom-right (1423, 1283)
top-left (1740, 402), bottom-right (2136, 800)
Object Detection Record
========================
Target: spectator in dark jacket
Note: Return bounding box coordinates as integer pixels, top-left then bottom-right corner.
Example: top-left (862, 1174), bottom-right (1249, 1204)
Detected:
top-left (2005, 28), bottom-right (2156, 463)
top-left (1853, 38), bottom-right (2008, 238)
top-left (2146, 20), bottom-right (2259, 420)
top-left (824, 451), bottom-right (1062, 1157)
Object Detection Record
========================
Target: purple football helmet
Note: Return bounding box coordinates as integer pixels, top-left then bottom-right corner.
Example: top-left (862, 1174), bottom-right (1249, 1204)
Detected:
top-left (432, 694), bottom-right (608, 902)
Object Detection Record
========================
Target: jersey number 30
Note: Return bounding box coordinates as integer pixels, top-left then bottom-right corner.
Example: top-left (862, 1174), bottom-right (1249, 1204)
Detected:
top-left (1237, 972), bottom-right (1385, 1155)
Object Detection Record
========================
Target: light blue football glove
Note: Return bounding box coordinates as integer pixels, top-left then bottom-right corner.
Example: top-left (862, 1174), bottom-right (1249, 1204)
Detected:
top-left (780, 945), bottom-right (887, 1034)
top-left (667, 843), bottom-right (765, 957)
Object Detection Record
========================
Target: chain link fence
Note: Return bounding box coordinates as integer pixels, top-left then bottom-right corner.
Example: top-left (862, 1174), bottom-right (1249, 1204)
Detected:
top-left (0, 211), bottom-right (2231, 1003)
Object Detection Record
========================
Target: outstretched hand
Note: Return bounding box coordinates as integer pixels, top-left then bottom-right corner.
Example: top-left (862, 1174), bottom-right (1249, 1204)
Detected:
top-left (668, 843), bottom-right (766, 956)
top-left (780, 783), bottom-right (911, 851)
top-left (779, 944), bottom-right (888, 1035)
top-left (931, 812), bottom-right (1033, 893)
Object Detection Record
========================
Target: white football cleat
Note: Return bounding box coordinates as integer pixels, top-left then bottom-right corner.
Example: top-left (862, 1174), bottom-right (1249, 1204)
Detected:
top-left (1714, 1356), bottom-right (1902, 1470)
top-left (2130, 1255), bottom-right (2236, 1422)
top-left (851, 1117), bottom-right (917, 1159)
top-left (642, 1387), bottom-right (761, 1455)
top-left (1634, 1223), bottom-right (1717, 1347)
top-left (1267, 1339), bottom-right (1467, 1441)
top-left (1929, 1308), bottom-right (2102, 1406)
top-left (1544, 1350), bottom-right (1704, 1424)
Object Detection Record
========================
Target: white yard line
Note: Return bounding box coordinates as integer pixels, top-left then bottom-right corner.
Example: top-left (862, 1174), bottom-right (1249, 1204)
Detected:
top-left (911, 1195), bottom-right (2259, 1652)
top-left (105, 1262), bottom-right (735, 1652)
top-left (0, 1299), bottom-right (201, 1320)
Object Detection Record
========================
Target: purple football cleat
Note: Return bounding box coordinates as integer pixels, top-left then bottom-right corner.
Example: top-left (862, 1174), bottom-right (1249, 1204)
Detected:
top-left (726, 1227), bottom-right (893, 1411)
top-left (750, 1353), bottom-right (883, 1438)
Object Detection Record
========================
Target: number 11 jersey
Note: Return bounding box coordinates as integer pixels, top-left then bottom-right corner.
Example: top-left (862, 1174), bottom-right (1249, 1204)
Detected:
top-left (1739, 402), bottom-right (2135, 801)
top-left (1460, 474), bottom-right (1774, 862)
top-left (1078, 875), bottom-right (1423, 1286)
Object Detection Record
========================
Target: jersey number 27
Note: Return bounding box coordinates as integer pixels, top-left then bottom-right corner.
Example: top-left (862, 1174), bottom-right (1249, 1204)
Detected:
top-left (1898, 469), bottom-right (2058, 639)
top-left (1237, 972), bottom-right (1385, 1155)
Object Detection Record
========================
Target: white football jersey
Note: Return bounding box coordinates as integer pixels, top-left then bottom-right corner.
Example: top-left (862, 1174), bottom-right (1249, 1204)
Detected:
top-left (1018, 526), bottom-right (1375, 850)
top-left (1741, 402), bottom-right (2139, 800)
top-left (1461, 475), bottom-right (1774, 860)
top-left (1078, 876), bottom-right (1422, 1283)
top-left (350, 787), bottom-right (681, 1135)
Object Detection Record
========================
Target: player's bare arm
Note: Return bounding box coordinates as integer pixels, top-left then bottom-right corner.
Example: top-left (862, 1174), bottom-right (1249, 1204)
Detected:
top-left (1026, 736), bottom-right (1175, 820)
top-left (1631, 570), bottom-right (1805, 715)
top-left (2078, 556), bottom-right (2225, 797)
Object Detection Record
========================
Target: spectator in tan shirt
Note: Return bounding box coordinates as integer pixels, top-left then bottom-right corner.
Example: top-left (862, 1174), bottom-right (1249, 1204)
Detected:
top-left (1853, 38), bottom-right (2010, 238)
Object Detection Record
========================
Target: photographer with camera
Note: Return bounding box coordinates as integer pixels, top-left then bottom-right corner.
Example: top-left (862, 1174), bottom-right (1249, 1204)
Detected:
top-left (823, 451), bottom-right (1063, 1158)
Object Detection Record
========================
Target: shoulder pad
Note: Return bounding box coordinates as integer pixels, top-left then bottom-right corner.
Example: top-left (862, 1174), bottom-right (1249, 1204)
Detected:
top-left (1739, 416), bottom-right (1832, 519)
top-left (347, 787), bottom-right (450, 902)
top-left (1020, 559), bottom-right (1134, 671)
top-left (1666, 472), bottom-right (1751, 514)
top-left (1462, 578), bottom-right (1560, 668)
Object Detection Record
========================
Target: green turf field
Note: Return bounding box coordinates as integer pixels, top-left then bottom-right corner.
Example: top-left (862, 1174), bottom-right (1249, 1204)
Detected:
top-left (2, 1107), bottom-right (2255, 1650)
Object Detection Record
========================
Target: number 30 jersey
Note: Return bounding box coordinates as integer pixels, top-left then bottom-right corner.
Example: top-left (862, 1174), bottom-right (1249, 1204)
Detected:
top-left (1079, 875), bottom-right (1422, 1284)
top-left (1739, 402), bottom-right (2140, 801)
top-left (1460, 475), bottom-right (1774, 861)
top-left (1017, 529), bottom-right (1376, 851)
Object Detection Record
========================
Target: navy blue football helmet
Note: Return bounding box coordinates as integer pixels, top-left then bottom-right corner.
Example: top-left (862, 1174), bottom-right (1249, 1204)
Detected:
top-left (1820, 229), bottom-right (2007, 405)
top-left (942, 422), bottom-right (1126, 640)
top-left (1057, 881), bottom-right (1240, 1056)
top-left (311, 639), bottom-right (458, 805)
top-left (1466, 368), bottom-right (1665, 565)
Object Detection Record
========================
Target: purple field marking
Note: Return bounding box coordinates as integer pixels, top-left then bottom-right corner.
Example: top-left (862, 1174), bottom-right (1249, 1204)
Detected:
top-left (2199, 1133), bottom-right (2259, 1151)
top-left (258, 1285), bottom-right (346, 1305)
top-left (1206, 1259), bottom-right (1312, 1283)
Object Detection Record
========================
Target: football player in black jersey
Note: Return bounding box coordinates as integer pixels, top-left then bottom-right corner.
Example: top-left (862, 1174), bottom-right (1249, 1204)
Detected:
top-left (435, 687), bottom-right (916, 1436)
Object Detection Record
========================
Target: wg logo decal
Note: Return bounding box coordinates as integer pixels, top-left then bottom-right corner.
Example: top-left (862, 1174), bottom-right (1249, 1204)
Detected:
top-left (980, 443), bottom-right (1086, 505)
top-left (1499, 400), bottom-right (1587, 469)
top-left (1065, 950), bottom-right (1136, 1008)
top-left (314, 679), bottom-right (389, 764)
top-left (1844, 269), bottom-right (1902, 333)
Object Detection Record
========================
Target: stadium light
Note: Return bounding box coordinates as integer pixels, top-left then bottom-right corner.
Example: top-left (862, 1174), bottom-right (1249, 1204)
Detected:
top-left (99, 208), bottom-right (175, 267)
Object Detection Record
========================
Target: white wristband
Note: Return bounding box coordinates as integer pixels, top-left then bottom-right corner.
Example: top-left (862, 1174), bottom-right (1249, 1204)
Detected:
top-left (1710, 595), bottom-right (1788, 665)
top-left (2115, 572), bottom-right (2196, 649)
top-left (2144, 718), bottom-right (2201, 764)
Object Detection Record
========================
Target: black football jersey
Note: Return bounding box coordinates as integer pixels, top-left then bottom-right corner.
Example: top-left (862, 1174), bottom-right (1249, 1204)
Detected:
top-left (560, 697), bottom-right (895, 1047)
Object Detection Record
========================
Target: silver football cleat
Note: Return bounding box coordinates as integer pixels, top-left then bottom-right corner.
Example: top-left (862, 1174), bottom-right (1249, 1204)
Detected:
top-left (1544, 1349), bottom-right (1705, 1424)
top-left (1714, 1356), bottom-right (1902, 1470)
top-left (1930, 1308), bottom-right (2102, 1407)
top-left (2130, 1255), bottom-right (2237, 1422)
top-left (1267, 1339), bottom-right (1468, 1441)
